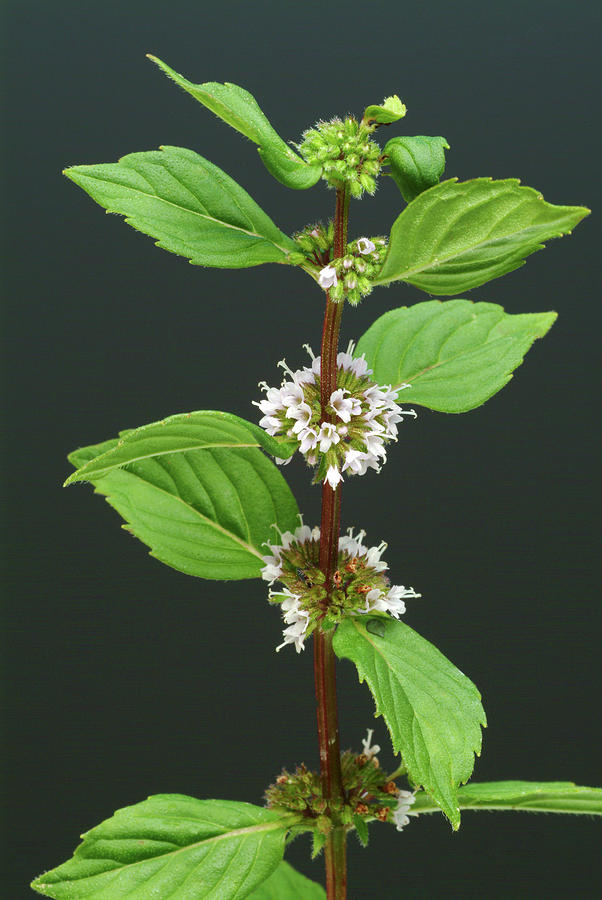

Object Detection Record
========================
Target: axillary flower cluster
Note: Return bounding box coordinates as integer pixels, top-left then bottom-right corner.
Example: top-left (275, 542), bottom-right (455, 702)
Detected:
top-left (255, 343), bottom-right (416, 490)
top-left (261, 524), bottom-right (420, 652)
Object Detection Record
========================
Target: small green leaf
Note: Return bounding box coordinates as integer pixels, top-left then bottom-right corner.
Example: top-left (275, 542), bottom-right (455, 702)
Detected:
top-left (248, 861), bottom-right (326, 898)
top-left (363, 95), bottom-right (407, 125)
top-left (333, 617), bottom-right (486, 830)
top-left (148, 56), bottom-right (321, 190)
top-left (355, 299), bottom-right (556, 413)
top-left (65, 410), bottom-right (296, 485)
top-left (412, 781), bottom-right (602, 817)
top-left (68, 424), bottom-right (299, 581)
top-left (374, 178), bottom-right (590, 295)
top-left (65, 146), bottom-right (298, 268)
top-left (31, 795), bottom-right (294, 900)
top-left (352, 814), bottom-right (370, 847)
top-left (384, 135), bottom-right (450, 202)
top-left (311, 831), bottom-right (327, 859)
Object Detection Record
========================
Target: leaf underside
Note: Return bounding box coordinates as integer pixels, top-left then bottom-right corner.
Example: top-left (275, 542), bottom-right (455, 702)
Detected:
top-left (355, 299), bottom-right (556, 412)
top-left (333, 617), bottom-right (486, 829)
top-left (412, 781), bottom-right (602, 817)
top-left (31, 796), bottom-right (290, 900)
top-left (68, 420), bottom-right (299, 580)
top-left (65, 146), bottom-right (298, 268)
top-left (375, 177), bottom-right (589, 295)
top-left (148, 56), bottom-right (321, 190)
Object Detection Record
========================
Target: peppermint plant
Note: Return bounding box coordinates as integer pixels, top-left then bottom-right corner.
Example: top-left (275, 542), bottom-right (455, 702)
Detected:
top-left (32, 57), bottom-right (600, 900)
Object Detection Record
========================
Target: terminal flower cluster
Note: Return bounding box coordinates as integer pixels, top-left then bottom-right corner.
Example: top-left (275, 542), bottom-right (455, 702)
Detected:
top-left (261, 524), bottom-right (420, 652)
top-left (255, 344), bottom-right (416, 489)
top-left (318, 236), bottom-right (388, 305)
top-left (299, 116), bottom-right (382, 197)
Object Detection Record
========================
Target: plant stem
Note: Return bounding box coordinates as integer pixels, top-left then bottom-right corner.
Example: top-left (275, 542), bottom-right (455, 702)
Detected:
top-left (315, 186), bottom-right (349, 900)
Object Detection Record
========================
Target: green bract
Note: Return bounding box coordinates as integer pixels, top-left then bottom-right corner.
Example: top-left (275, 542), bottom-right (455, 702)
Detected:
top-left (384, 135), bottom-right (450, 202)
top-left (356, 300), bottom-right (556, 413)
top-left (333, 617), bottom-right (486, 829)
top-left (375, 178), bottom-right (589, 294)
top-left (148, 56), bottom-right (322, 190)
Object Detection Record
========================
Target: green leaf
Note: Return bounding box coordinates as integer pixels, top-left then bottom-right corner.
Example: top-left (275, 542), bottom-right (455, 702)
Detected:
top-left (363, 95), bottom-right (407, 125)
top-left (352, 815), bottom-right (370, 847)
top-left (248, 861), bottom-right (326, 899)
top-left (374, 178), bottom-right (589, 294)
top-left (355, 299), bottom-right (556, 413)
top-left (148, 56), bottom-right (321, 190)
top-left (68, 427), bottom-right (299, 581)
top-left (384, 135), bottom-right (450, 203)
top-left (65, 410), bottom-right (296, 486)
top-left (64, 146), bottom-right (298, 268)
top-left (333, 617), bottom-right (486, 829)
top-left (412, 781), bottom-right (602, 817)
top-left (31, 795), bottom-right (294, 900)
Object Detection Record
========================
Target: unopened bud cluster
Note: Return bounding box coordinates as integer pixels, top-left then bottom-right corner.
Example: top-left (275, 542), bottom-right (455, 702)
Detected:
top-left (299, 117), bottom-right (382, 197)
top-left (318, 236), bottom-right (387, 305)
top-left (293, 221), bottom-right (334, 265)
top-left (265, 732), bottom-right (415, 834)
top-left (262, 524), bottom-right (420, 652)
top-left (255, 344), bottom-right (415, 490)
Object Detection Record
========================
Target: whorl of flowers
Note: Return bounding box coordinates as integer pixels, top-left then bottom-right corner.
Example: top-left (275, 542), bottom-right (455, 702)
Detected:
top-left (298, 116), bottom-right (382, 197)
top-left (261, 523), bottom-right (420, 653)
top-left (317, 236), bottom-right (388, 306)
top-left (255, 343), bottom-right (416, 490)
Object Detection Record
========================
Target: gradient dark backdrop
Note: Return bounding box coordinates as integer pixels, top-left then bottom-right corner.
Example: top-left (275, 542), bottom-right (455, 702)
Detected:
top-left (4, 1), bottom-right (601, 896)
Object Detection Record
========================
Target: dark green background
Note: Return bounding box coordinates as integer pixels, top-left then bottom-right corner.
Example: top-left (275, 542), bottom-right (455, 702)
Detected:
top-left (4, 1), bottom-right (601, 896)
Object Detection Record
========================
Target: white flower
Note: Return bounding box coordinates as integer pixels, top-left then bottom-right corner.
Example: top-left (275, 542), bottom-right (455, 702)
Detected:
top-left (341, 448), bottom-right (369, 475)
top-left (258, 414), bottom-right (281, 436)
top-left (357, 237), bottom-right (376, 255)
top-left (318, 264), bottom-right (338, 289)
top-left (261, 555), bottom-right (283, 585)
top-left (329, 389), bottom-right (357, 423)
top-left (298, 427), bottom-right (319, 454)
top-left (318, 422), bottom-right (340, 452)
top-left (325, 464), bottom-right (343, 490)
top-left (281, 382), bottom-right (305, 407)
top-left (392, 790), bottom-right (416, 831)
top-left (361, 728), bottom-right (381, 759)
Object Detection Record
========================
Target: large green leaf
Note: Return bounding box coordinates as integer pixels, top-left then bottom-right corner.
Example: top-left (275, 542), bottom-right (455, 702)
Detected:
top-left (248, 861), bottom-right (326, 898)
top-left (374, 178), bottom-right (589, 294)
top-left (384, 135), bottom-right (450, 202)
top-left (68, 429), bottom-right (299, 581)
top-left (65, 411), bottom-right (296, 486)
top-left (333, 617), bottom-right (486, 830)
top-left (64, 146), bottom-right (298, 268)
top-left (355, 299), bottom-right (556, 413)
top-left (31, 796), bottom-right (294, 900)
top-left (148, 56), bottom-right (321, 191)
top-left (412, 781), bottom-right (602, 817)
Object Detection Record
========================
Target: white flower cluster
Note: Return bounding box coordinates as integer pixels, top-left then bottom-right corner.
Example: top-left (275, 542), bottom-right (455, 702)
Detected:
top-left (255, 344), bottom-right (416, 490)
top-left (392, 790), bottom-right (416, 831)
top-left (261, 524), bottom-right (421, 653)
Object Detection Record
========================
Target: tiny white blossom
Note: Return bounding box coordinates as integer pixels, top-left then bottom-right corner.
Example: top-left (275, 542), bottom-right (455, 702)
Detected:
top-left (318, 264), bottom-right (338, 289)
top-left (325, 464), bottom-right (343, 490)
top-left (298, 427), bottom-right (319, 454)
top-left (318, 422), bottom-right (340, 452)
top-left (361, 728), bottom-right (381, 759)
top-left (392, 790), bottom-right (416, 831)
top-left (357, 237), bottom-right (376, 255)
top-left (329, 389), bottom-right (356, 423)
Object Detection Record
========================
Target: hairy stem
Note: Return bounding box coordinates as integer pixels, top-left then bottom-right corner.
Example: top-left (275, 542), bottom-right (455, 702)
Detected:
top-left (315, 185), bottom-right (349, 900)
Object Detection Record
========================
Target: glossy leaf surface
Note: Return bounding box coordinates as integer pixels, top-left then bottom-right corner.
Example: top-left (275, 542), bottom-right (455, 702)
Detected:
top-left (32, 796), bottom-right (292, 899)
top-left (248, 861), bottom-right (326, 898)
top-left (412, 781), bottom-right (602, 816)
top-left (384, 135), bottom-right (450, 202)
top-left (68, 427), bottom-right (299, 581)
top-left (148, 56), bottom-right (321, 190)
top-left (66, 411), bottom-right (296, 485)
top-left (375, 178), bottom-right (589, 294)
top-left (333, 617), bottom-right (486, 829)
top-left (355, 299), bottom-right (556, 412)
top-left (65, 147), bottom-right (298, 268)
